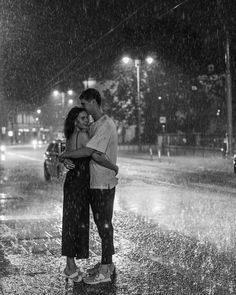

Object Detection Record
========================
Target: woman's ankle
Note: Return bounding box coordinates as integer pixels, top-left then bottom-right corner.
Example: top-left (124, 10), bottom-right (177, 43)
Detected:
top-left (66, 258), bottom-right (77, 272)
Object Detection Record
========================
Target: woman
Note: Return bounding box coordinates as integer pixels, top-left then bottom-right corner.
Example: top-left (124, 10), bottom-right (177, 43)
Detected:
top-left (62, 106), bottom-right (117, 282)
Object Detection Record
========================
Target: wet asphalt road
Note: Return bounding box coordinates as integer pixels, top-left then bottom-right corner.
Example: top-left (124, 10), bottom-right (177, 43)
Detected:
top-left (0, 145), bottom-right (236, 294)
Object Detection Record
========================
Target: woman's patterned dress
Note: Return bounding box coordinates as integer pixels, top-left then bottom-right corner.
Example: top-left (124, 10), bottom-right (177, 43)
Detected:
top-left (61, 157), bottom-right (90, 259)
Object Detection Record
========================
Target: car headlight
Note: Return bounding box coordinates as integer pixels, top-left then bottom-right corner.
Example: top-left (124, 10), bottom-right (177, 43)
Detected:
top-left (0, 145), bottom-right (6, 152)
top-left (32, 139), bottom-right (37, 147)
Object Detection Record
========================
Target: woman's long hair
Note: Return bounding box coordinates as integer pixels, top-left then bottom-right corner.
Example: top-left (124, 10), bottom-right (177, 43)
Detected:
top-left (64, 106), bottom-right (87, 140)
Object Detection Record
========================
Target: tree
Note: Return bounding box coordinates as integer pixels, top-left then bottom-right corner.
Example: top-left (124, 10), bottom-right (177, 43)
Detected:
top-left (197, 68), bottom-right (226, 136)
top-left (96, 66), bottom-right (139, 142)
top-left (96, 58), bottom-right (227, 145)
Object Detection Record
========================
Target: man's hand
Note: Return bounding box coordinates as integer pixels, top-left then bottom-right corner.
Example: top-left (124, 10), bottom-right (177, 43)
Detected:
top-left (63, 159), bottom-right (75, 170)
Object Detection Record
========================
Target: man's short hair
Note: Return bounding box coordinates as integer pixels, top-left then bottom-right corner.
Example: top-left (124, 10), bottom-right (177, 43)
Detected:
top-left (79, 88), bottom-right (101, 106)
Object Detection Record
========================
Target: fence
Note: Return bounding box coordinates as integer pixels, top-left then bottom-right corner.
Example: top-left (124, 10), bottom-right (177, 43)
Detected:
top-left (118, 144), bottom-right (224, 157)
top-left (118, 133), bottom-right (234, 157)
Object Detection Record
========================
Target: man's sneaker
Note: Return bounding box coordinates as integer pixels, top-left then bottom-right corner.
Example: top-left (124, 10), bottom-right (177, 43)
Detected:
top-left (87, 262), bottom-right (100, 276)
top-left (87, 262), bottom-right (115, 276)
top-left (83, 264), bottom-right (114, 285)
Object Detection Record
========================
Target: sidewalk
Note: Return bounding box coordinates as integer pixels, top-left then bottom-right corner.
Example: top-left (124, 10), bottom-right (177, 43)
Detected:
top-left (1, 208), bottom-right (236, 294)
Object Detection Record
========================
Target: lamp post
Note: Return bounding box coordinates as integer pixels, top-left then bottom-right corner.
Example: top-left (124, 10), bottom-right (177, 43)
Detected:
top-left (225, 30), bottom-right (233, 156)
top-left (53, 89), bottom-right (74, 115)
top-left (135, 59), bottom-right (141, 151)
top-left (122, 56), bottom-right (154, 152)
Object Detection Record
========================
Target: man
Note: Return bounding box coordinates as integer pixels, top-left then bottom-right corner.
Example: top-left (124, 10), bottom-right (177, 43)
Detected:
top-left (60, 88), bottom-right (118, 284)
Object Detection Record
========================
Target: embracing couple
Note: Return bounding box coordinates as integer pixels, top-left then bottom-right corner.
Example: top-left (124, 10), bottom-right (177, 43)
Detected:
top-left (59, 88), bottom-right (118, 285)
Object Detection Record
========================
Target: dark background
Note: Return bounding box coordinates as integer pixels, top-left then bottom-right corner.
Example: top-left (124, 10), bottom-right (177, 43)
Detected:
top-left (0, 0), bottom-right (235, 106)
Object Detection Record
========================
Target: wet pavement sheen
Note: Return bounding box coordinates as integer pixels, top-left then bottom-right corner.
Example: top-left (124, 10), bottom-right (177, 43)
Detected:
top-left (0, 151), bottom-right (236, 294)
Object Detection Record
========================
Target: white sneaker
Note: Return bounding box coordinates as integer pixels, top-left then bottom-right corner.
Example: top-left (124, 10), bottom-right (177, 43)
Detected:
top-left (87, 262), bottom-right (115, 276)
top-left (84, 264), bottom-right (115, 285)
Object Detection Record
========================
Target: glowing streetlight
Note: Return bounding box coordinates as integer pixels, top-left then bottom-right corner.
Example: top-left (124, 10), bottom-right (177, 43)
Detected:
top-left (67, 89), bottom-right (73, 96)
top-left (122, 56), bottom-right (131, 64)
top-left (53, 90), bottom-right (60, 97)
top-left (37, 109), bottom-right (41, 114)
top-left (146, 56), bottom-right (154, 65)
top-left (52, 90), bottom-right (69, 108)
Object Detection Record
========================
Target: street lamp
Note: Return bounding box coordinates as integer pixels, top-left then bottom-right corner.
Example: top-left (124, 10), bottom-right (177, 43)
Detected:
top-left (146, 56), bottom-right (154, 65)
top-left (122, 56), bottom-right (154, 151)
top-left (67, 89), bottom-right (73, 96)
top-left (53, 89), bottom-right (74, 109)
top-left (135, 59), bottom-right (141, 151)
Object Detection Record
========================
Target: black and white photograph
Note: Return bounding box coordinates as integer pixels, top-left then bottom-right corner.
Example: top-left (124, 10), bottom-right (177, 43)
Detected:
top-left (0, 0), bottom-right (236, 294)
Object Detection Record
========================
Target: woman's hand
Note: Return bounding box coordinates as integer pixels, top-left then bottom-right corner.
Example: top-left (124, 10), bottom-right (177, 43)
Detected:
top-left (114, 165), bottom-right (119, 176)
top-left (59, 152), bottom-right (75, 169)
top-left (63, 159), bottom-right (75, 170)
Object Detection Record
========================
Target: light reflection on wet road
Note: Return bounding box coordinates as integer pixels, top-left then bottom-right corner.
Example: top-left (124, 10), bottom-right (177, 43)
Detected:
top-left (1, 145), bottom-right (236, 250)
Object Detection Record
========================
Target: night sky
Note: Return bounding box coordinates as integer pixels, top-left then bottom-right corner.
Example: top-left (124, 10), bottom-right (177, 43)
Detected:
top-left (0, 0), bottom-right (235, 106)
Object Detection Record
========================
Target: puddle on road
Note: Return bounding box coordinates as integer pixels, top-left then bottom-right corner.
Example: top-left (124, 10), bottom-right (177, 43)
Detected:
top-left (0, 193), bottom-right (24, 215)
top-left (0, 193), bottom-right (23, 201)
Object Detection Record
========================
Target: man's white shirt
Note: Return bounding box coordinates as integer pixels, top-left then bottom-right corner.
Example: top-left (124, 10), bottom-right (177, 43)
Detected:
top-left (86, 114), bottom-right (118, 189)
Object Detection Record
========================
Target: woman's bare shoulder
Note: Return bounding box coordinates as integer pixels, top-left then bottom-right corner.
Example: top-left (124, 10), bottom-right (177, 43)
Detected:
top-left (77, 131), bottom-right (89, 147)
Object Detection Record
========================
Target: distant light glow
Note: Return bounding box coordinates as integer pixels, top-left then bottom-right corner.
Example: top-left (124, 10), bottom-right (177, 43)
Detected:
top-left (158, 96), bottom-right (162, 100)
top-left (67, 90), bottom-right (73, 95)
top-left (32, 139), bottom-right (37, 149)
top-left (0, 145), bottom-right (6, 152)
top-left (68, 99), bottom-right (73, 105)
top-left (146, 56), bottom-right (154, 64)
top-left (122, 56), bottom-right (131, 64)
top-left (37, 109), bottom-right (41, 114)
top-left (53, 90), bottom-right (60, 97)
top-left (83, 77), bottom-right (96, 89)
top-left (0, 154), bottom-right (5, 161)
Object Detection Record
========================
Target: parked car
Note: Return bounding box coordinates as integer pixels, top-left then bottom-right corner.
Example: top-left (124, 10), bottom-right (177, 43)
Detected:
top-left (43, 139), bottom-right (66, 181)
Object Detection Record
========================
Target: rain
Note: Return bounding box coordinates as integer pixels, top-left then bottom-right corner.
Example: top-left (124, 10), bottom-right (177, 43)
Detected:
top-left (0, 0), bottom-right (236, 294)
